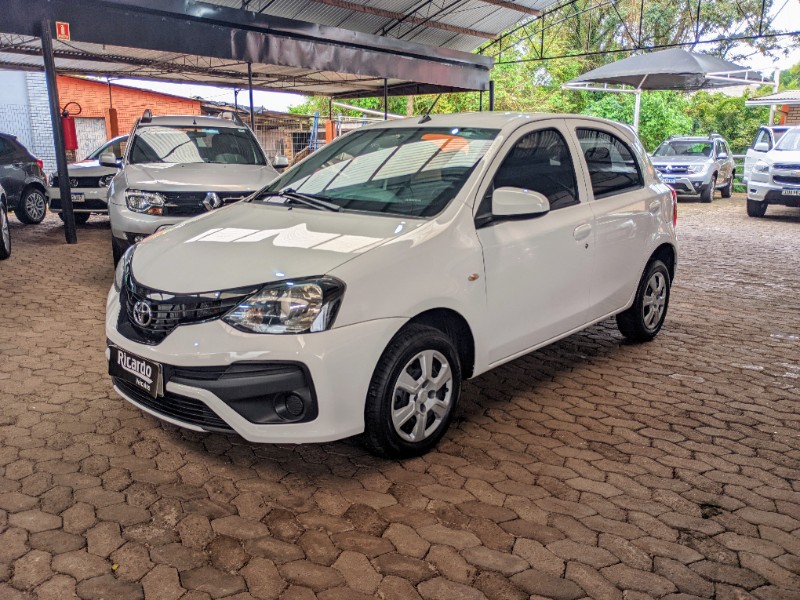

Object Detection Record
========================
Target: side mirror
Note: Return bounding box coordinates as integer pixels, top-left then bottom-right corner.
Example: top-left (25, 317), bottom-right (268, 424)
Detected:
top-left (492, 187), bottom-right (550, 219)
top-left (718, 152), bottom-right (728, 159)
top-left (99, 152), bottom-right (120, 168)
top-left (272, 155), bottom-right (289, 171)
top-left (753, 142), bottom-right (769, 153)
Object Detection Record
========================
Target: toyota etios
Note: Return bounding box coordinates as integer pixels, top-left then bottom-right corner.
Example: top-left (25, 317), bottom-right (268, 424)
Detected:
top-left (107, 113), bottom-right (678, 458)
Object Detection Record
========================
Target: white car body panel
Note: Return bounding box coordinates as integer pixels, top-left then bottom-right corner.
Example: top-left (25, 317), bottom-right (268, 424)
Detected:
top-left (107, 112), bottom-right (678, 445)
top-left (747, 145), bottom-right (800, 203)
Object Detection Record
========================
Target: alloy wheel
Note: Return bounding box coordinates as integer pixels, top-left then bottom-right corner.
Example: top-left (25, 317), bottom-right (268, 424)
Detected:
top-left (25, 191), bottom-right (46, 221)
top-left (391, 349), bottom-right (453, 443)
top-left (1, 202), bottom-right (9, 252)
top-left (642, 271), bottom-right (667, 331)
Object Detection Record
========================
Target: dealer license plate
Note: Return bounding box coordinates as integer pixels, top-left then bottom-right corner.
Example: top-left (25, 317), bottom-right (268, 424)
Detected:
top-left (71, 193), bottom-right (85, 203)
top-left (782, 188), bottom-right (800, 197)
top-left (108, 345), bottom-right (163, 398)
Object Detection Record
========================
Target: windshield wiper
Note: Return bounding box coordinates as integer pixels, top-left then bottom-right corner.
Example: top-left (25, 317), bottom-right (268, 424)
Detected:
top-left (262, 189), bottom-right (341, 212)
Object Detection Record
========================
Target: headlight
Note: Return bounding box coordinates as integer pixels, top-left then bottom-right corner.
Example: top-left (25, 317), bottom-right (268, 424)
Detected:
top-left (753, 161), bottom-right (770, 173)
top-left (114, 246), bottom-right (135, 292)
top-left (687, 163), bottom-right (709, 174)
top-left (99, 174), bottom-right (115, 188)
top-left (125, 190), bottom-right (165, 215)
top-left (223, 277), bottom-right (345, 334)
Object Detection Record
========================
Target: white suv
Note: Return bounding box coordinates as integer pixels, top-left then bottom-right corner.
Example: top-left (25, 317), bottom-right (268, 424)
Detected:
top-left (104, 113), bottom-right (278, 263)
top-left (106, 113), bottom-right (678, 458)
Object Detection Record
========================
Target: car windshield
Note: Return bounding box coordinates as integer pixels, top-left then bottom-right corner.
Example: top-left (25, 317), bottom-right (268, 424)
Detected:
top-left (774, 128), bottom-right (800, 151)
top-left (87, 137), bottom-right (126, 160)
top-left (128, 125), bottom-right (266, 165)
top-left (258, 126), bottom-right (498, 217)
top-left (653, 141), bottom-right (713, 157)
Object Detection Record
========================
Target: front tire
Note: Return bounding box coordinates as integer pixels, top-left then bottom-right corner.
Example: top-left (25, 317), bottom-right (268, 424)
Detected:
top-left (747, 199), bottom-right (767, 218)
top-left (363, 324), bottom-right (461, 458)
top-left (112, 237), bottom-right (125, 266)
top-left (700, 176), bottom-right (715, 203)
top-left (616, 260), bottom-right (671, 343)
top-left (0, 197), bottom-right (10, 260)
top-left (14, 187), bottom-right (47, 224)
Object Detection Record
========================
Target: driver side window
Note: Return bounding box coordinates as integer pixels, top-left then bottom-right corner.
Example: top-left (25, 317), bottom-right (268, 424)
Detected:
top-left (485, 128), bottom-right (579, 213)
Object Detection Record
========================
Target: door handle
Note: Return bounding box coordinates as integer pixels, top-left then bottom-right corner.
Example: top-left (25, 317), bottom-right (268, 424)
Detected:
top-left (573, 223), bottom-right (592, 241)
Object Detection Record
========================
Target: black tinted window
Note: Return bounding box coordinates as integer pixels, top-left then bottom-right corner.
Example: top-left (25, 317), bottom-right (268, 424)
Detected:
top-left (577, 128), bottom-right (643, 198)
top-left (0, 138), bottom-right (12, 157)
top-left (491, 128), bottom-right (578, 211)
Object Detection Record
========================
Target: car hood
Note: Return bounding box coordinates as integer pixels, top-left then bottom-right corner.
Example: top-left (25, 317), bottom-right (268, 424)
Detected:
top-left (66, 160), bottom-right (117, 177)
top-left (122, 162), bottom-right (278, 192)
top-left (764, 149), bottom-right (800, 164)
top-left (650, 156), bottom-right (712, 166)
top-left (130, 202), bottom-right (421, 293)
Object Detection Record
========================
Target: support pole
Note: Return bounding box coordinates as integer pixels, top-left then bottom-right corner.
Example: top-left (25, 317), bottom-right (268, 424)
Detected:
top-left (41, 19), bottom-right (76, 244)
top-left (488, 80), bottom-right (495, 111)
top-left (633, 89), bottom-right (642, 132)
top-left (383, 79), bottom-right (388, 120)
top-left (769, 68), bottom-right (780, 125)
top-left (247, 63), bottom-right (255, 130)
top-left (479, 90), bottom-right (483, 112)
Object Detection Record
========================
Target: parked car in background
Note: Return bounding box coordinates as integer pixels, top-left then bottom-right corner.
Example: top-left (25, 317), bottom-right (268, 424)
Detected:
top-left (746, 125), bottom-right (800, 217)
top-left (743, 125), bottom-right (791, 183)
top-left (0, 132), bottom-right (48, 224)
top-left (49, 135), bottom-right (127, 225)
top-left (651, 134), bottom-right (735, 202)
top-left (106, 112), bottom-right (278, 264)
top-left (0, 183), bottom-right (10, 260)
top-left (106, 112), bottom-right (678, 458)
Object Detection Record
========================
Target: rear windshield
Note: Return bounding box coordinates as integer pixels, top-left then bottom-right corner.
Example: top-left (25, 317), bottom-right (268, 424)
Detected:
top-left (653, 141), bottom-right (713, 157)
top-left (259, 126), bottom-right (498, 218)
top-left (128, 125), bottom-right (266, 165)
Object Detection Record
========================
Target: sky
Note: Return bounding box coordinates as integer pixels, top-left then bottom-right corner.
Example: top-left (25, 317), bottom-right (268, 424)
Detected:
top-left (113, 1), bottom-right (800, 112)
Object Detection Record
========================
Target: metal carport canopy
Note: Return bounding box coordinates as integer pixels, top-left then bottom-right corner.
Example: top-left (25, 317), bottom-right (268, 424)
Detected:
top-left (0, 0), bottom-right (557, 98)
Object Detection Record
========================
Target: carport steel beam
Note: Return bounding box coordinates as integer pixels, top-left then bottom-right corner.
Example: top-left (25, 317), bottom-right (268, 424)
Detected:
top-left (3, 0), bottom-right (494, 96)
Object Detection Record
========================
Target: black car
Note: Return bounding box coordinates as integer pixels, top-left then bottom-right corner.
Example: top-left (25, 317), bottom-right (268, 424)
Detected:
top-left (1, 183), bottom-right (11, 259)
top-left (0, 133), bottom-right (49, 224)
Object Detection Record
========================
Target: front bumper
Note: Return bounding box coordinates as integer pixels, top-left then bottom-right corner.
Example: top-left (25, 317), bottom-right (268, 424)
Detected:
top-left (109, 200), bottom-right (188, 244)
top-left (747, 179), bottom-right (800, 207)
top-left (48, 187), bottom-right (108, 213)
top-left (656, 174), bottom-right (709, 195)
top-left (106, 288), bottom-right (405, 443)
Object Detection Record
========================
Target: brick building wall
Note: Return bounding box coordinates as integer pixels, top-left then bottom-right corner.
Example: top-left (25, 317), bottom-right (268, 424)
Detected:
top-left (56, 75), bottom-right (201, 137)
top-left (785, 105), bottom-right (800, 125)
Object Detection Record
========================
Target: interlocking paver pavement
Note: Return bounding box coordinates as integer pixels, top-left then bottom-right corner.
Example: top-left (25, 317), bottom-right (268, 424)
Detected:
top-left (1, 196), bottom-right (798, 599)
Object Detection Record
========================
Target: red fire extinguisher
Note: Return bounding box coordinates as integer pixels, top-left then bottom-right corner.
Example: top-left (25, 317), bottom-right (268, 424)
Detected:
top-left (61, 102), bottom-right (81, 151)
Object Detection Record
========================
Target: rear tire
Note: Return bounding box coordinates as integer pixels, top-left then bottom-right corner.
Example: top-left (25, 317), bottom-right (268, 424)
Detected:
top-left (363, 324), bottom-right (461, 458)
top-left (15, 187), bottom-right (47, 224)
top-left (700, 176), bottom-right (715, 203)
top-left (0, 197), bottom-right (11, 260)
top-left (616, 260), bottom-right (671, 343)
top-left (746, 199), bottom-right (767, 218)
top-left (721, 174), bottom-right (733, 198)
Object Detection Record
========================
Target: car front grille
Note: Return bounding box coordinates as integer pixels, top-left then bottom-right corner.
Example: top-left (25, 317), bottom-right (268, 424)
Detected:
top-left (655, 165), bottom-right (690, 174)
top-left (51, 176), bottom-right (103, 188)
top-left (118, 279), bottom-right (258, 345)
top-left (161, 192), bottom-right (253, 217)
top-left (114, 378), bottom-right (234, 433)
top-left (773, 164), bottom-right (800, 171)
top-left (773, 175), bottom-right (800, 185)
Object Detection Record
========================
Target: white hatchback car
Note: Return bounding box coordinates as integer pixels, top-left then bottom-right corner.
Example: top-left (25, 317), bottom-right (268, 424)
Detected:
top-left (107, 113), bottom-right (678, 458)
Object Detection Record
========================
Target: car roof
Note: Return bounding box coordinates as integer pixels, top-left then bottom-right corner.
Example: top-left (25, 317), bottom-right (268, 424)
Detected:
top-left (137, 115), bottom-right (246, 129)
top-left (666, 136), bottom-right (721, 142)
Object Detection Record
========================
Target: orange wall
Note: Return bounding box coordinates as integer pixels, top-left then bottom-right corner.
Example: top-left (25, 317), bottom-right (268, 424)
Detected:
top-left (56, 75), bottom-right (201, 136)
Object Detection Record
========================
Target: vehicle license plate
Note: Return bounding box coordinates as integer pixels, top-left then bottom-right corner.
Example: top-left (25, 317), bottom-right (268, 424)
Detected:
top-left (108, 345), bottom-right (163, 398)
top-left (71, 193), bottom-right (85, 203)
top-left (782, 188), bottom-right (800, 197)
top-left (662, 177), bottom-right (676, 183)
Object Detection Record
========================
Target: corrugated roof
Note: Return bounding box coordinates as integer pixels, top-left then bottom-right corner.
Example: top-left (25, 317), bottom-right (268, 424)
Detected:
top-left (0, 0), bottom-right (559, 97)
top-left (745, 90), bottom-right (800, 106)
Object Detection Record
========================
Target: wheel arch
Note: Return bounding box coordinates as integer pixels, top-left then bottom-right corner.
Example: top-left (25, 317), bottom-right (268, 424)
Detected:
top-left (22, 181), bottom-right (48, 199)
top-left (406, 308), bottom-right (475, 379)
top-left (649, 243), bottom-right (676, 281)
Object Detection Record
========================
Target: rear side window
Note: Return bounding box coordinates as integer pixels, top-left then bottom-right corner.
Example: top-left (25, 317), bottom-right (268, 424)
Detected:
top-left (490, 128), bottom-right (579, 211)
top-left (577, 128), bottom-right (643, 198)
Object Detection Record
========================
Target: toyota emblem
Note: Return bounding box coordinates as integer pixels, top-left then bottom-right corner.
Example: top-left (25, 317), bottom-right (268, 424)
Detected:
top-left (203, 192), bottom-right (223, 211)
top-left (132, 300), bottom-right (154, 327)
